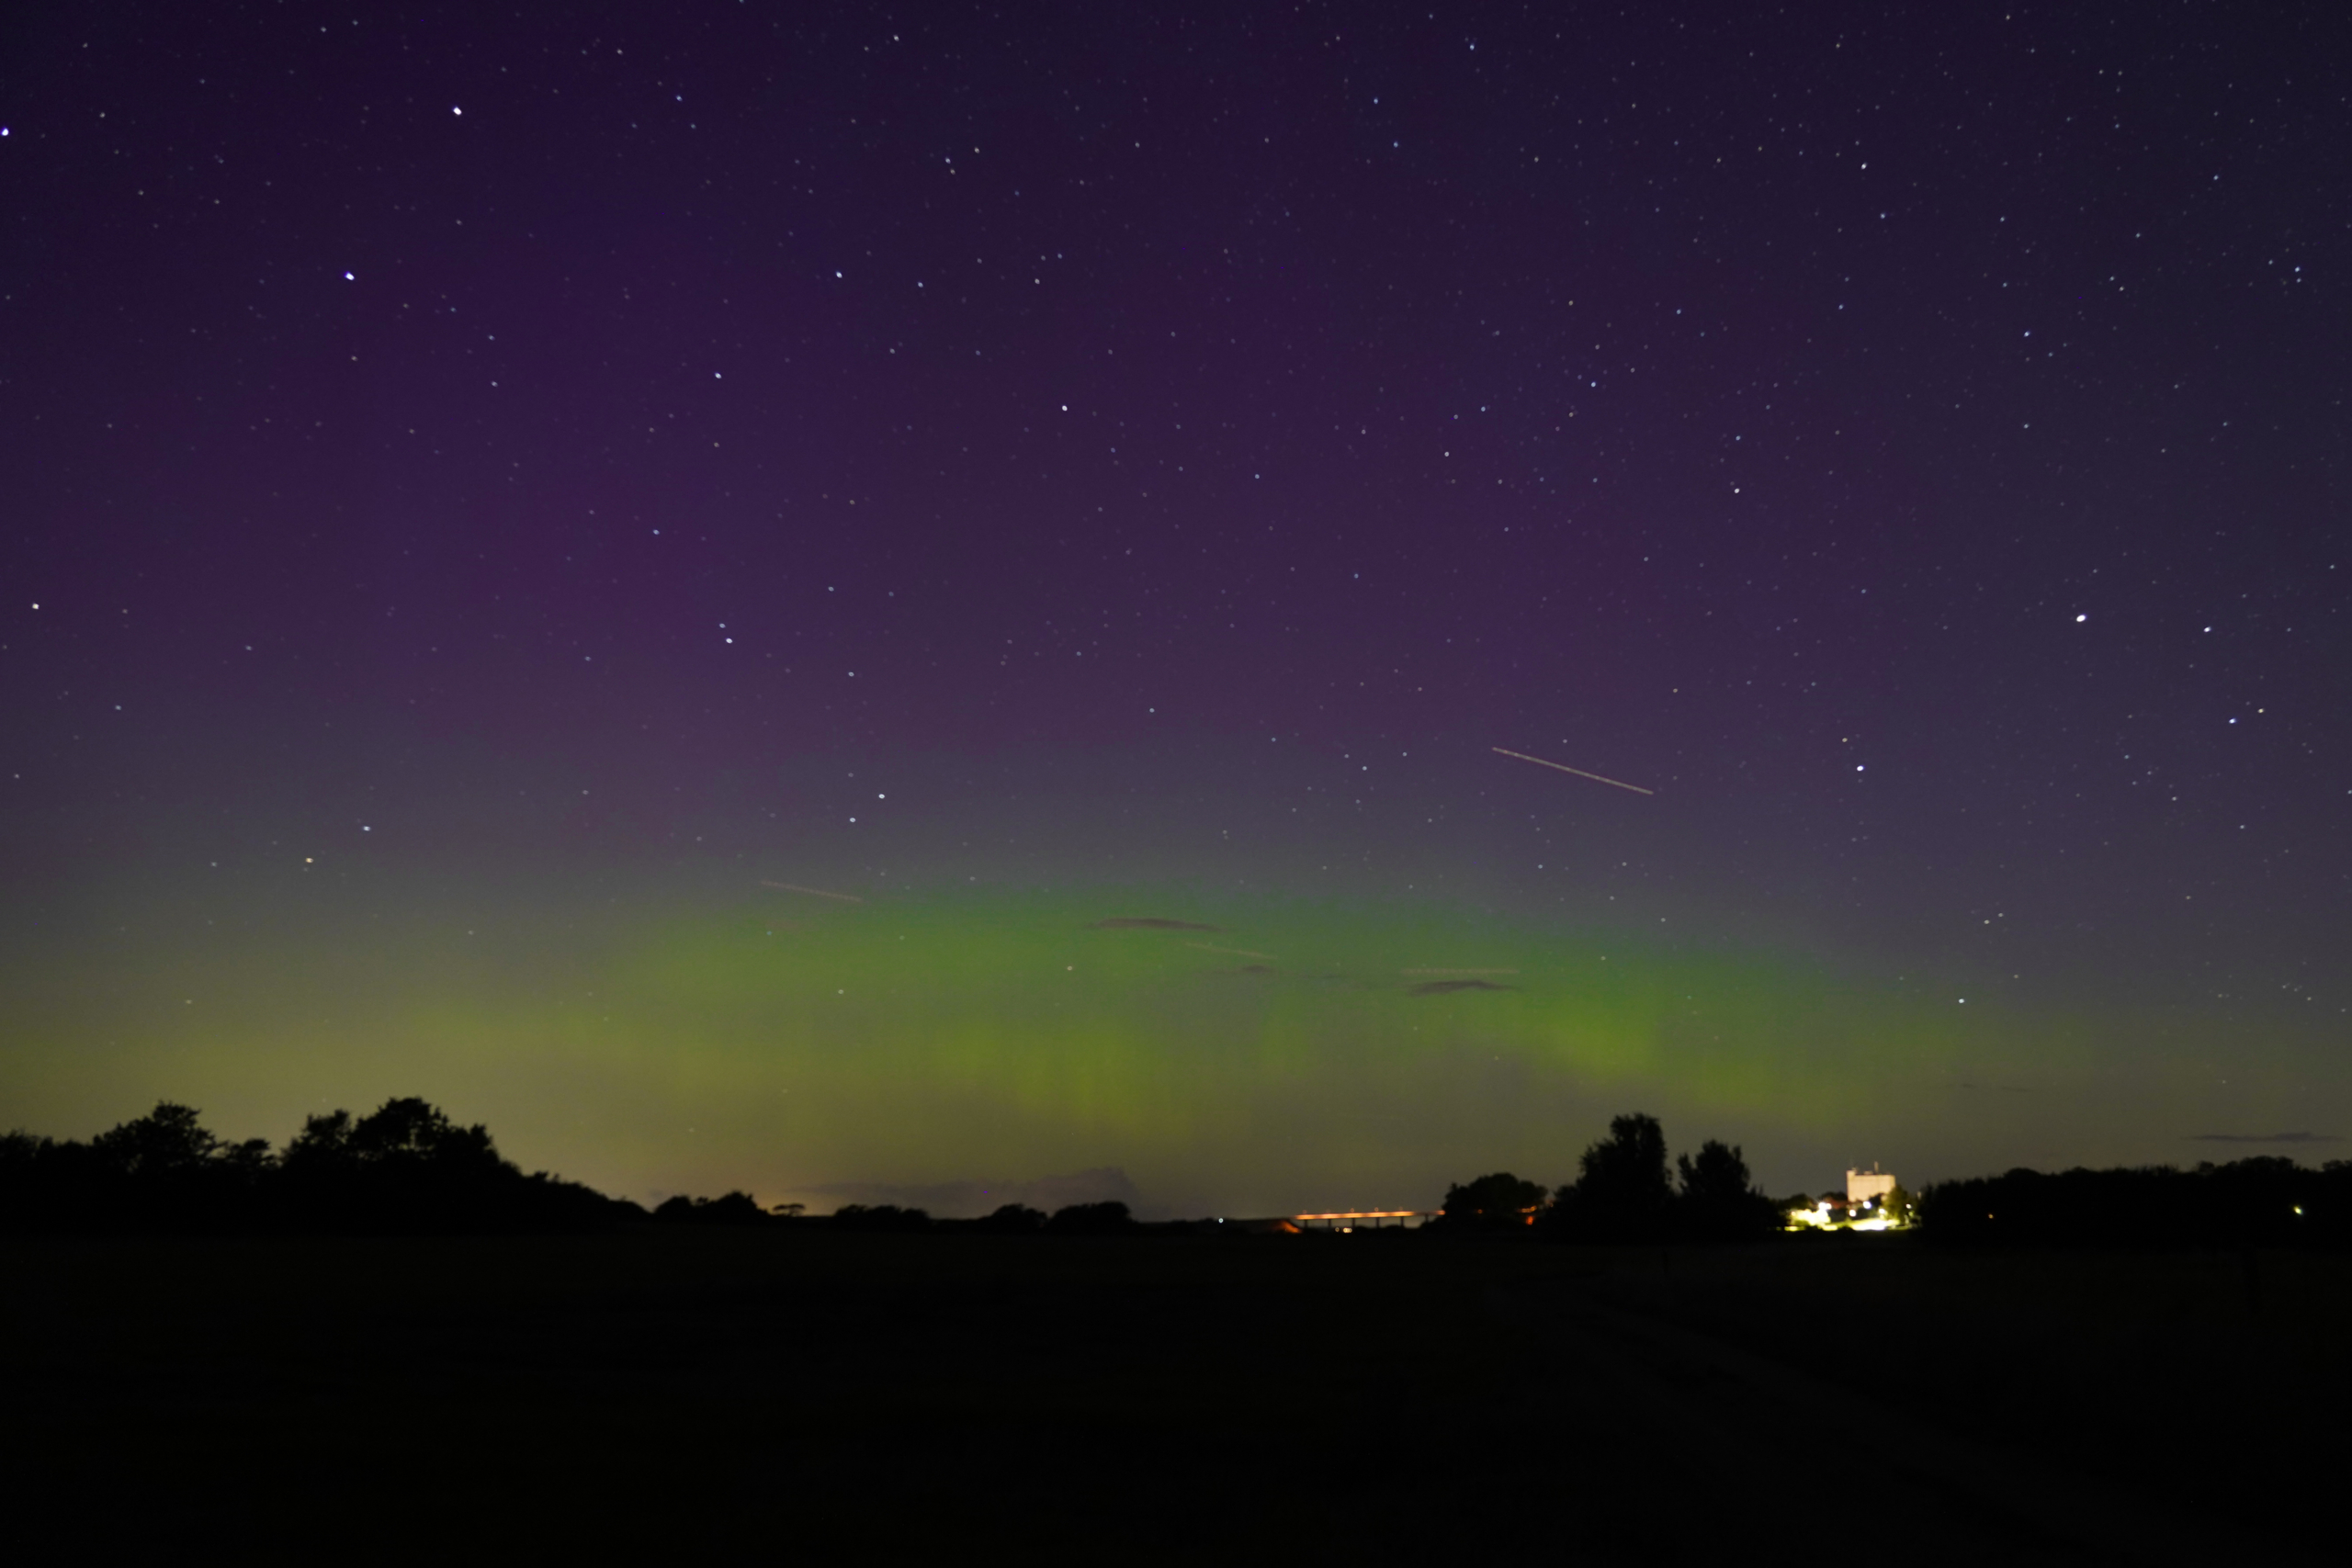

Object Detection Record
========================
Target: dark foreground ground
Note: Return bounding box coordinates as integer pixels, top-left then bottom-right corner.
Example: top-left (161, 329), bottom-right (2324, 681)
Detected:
top-left (6, 1228), bottom-right (2340, 1562)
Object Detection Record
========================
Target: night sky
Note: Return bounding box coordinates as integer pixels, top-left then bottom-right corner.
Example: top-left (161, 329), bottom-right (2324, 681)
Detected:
top-left (6, 3), bottom-right (2346, 1215)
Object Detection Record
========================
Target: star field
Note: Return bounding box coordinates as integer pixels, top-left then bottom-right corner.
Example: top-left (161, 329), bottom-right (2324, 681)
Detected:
top-left (3, 2), bottom-right (2346, 1208)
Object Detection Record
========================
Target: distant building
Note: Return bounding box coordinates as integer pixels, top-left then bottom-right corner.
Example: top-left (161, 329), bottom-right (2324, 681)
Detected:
top-left (1289, 1210), bottom-right (1437, 1232)
top-left (1788, 1165), bottom-right (1907, 1231)
top-left (1848, 1165), bottom-right (1896, 1204)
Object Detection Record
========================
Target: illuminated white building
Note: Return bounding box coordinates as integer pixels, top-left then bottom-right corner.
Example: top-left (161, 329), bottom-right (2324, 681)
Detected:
top-left (1787, 1165), bottom-right (1905, 1230)
top-left (1847, 1165), bottom-right (1896, 1204)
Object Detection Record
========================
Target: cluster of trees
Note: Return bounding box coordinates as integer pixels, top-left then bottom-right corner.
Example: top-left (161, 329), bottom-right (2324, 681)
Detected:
top-left (650, 1190), bottom-right (775, 1226)
top-left (1918, 1157), bottom-right (2352, 1248)
top-left (1439, 1112), bottom-right (1780, 1243)
top-left (0, 1099), bottom-right (634, 1234)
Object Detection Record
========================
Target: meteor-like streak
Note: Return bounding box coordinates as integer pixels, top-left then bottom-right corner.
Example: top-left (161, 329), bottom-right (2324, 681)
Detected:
top-left (1492, 746), bottom-right (1654, 795)
top-left (1187, 942), bottom-right (1279, 961)
top-left (1401, 968), bottom-right (1520, 976)
top-left (758, 880), bottom-right (865, 903)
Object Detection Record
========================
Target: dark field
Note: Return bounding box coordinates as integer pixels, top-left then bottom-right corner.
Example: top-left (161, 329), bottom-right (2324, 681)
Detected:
top-left (6, 1229), bottom-right (2338, 1562)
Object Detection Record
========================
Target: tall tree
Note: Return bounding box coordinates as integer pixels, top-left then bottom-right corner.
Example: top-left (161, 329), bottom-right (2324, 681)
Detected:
top-left (1675, 1140), bottom-right (1775, 1241)
top-left (1549, 1112), bottom-right (1674, 1241)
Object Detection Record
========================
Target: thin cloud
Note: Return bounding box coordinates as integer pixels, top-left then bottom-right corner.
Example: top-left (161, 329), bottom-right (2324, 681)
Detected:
top-left (1093, 917), bottom-right (1221, 931)
top-left (1408, 978), bottom-right (1513, 996)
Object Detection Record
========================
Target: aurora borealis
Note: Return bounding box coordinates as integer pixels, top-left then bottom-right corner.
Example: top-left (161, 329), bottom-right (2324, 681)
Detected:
top-left (0, 850), bottom-right (2248, 1216)
top-left (5, 4), bottom-right (2346, 1212)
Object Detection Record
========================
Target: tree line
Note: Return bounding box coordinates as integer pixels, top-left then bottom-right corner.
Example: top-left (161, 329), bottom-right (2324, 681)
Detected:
top-left (16, 1099), bottom-right (2346, 1247)
top-left (0, 1099), bottom-right (631, 1234)
top-left (1917, 1157), bottom-right (2352, 1248)
top-left (0, 1100), bottom-right (1166, 1237)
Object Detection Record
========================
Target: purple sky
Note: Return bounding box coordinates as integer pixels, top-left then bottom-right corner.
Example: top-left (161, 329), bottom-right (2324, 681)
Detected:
top-left (4, 3), bottom-right (2346, 1206)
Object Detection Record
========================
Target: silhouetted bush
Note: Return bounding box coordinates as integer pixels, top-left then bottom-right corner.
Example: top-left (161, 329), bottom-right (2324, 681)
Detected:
top-left (1433, 1172), bottom-right (1548, 1232)
top-left (976, 1202), bottom-right (1047, 1233)
top-left (697, 1190), bottom-right (767, 1226)
top-left (653, 1190), bottom-right (772, 1226)
top-left (1045, 1200), bottom-right (1132, 1235)
top-left (830, 1202), bottom-right (934, 1232)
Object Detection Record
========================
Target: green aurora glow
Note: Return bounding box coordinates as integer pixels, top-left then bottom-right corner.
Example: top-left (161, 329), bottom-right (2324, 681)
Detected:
top-left (13, 876), bottom-right (2322, 1214)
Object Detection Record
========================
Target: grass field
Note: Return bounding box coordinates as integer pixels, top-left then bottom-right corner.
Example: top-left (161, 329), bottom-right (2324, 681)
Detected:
top-left (6, 1227), bottom-right (2338, 1562)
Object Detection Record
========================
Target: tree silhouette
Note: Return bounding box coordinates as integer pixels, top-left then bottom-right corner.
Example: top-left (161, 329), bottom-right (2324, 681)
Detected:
top-left (88, 1102), bottom-right (270, 1229)
top-left (280, 1109), bottom-right (354, 1171)
top-left (1045, 1200), bottom-right (1132, 1235)
top-left (91, 1102), bottom-right (220, 1176)
top-left (977, 1202), bottom-right (1046, 1233)
top-left (349, 1098), bottom-right (502, 1173)
top-left (279, 1096), bottom-right (616, 1233)
top-left (831, 1202), bottom-right (934, 1232)
top-left (1437, 1171), bottom-right (1549, 1231)
top-left (653, 1190), bottom-right (771, 1226)
top-left (1675, 1139), bottom-right (1776, 1241)
top-left (1547, 1112), bottom-right (1674, 1242)
top-left (271, 1098), bottom-right (503, 1229)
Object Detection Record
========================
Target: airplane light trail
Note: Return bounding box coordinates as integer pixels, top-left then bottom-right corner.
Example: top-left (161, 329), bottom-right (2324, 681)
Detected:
top-left (1491, 747), bottom-right (1654, 795)
top-left (759, 880), bottom-right (865, 903)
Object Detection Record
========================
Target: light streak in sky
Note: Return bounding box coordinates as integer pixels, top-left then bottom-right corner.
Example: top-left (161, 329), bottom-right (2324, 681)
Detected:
top-left (1187, 942), bottom-right (1279, 960)
top-left (1401, 968), bottom-right (1520, 976)
top-left (1491, 747), bottom-right (1654, 795)
top-left (758, 880), bottom-right (865, 903)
